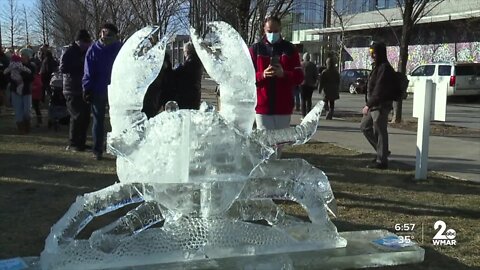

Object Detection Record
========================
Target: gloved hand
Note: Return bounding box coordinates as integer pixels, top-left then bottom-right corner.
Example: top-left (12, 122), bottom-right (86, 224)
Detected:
top-left (83, 89), bottom-right (93, 103)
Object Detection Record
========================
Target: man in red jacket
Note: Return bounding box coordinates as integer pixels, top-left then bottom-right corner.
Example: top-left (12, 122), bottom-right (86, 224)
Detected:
top-left (250, 16), bottom-right (304, 133)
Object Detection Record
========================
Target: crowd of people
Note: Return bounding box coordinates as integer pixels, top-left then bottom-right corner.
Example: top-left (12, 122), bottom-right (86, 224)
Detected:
top-left (0, 22), bottom-right (203, 161)
top-left (0, 45), bottom-right (50, 133)
top-left (250, 16), bottom-right (395, 169)
top-left (0, 18), bottom-right (395, 169)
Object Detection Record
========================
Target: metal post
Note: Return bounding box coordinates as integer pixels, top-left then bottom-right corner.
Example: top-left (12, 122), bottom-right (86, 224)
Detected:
top-left (415, 79), bottom-right (434, 180)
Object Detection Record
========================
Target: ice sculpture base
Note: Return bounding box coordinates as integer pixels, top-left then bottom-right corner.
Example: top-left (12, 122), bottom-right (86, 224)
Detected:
top-left (21, 230), bottom-right (424, 269)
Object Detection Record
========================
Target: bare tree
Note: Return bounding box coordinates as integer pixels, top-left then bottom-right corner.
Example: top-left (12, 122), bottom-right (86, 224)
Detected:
top-left (0, 22), bottom-right (3, 47)
top-left (2, 0), bottom-right (21, 49)
top-left (194, 0), bottom-right (295, 45)
top-left (23, 5), bottom-right (30, 45)
top-left (391, 0), bottom-right (444, 123)
top-left (331, 0), bottom-right (370, 69)
top-left (39, 0), bottom-right (187, 45)
top-left (34, 0), bottom-right (51, 44)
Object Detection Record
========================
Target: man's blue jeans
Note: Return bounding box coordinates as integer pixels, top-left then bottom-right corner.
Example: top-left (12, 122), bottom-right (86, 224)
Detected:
top-left (91, 94), bottom-right (107, 155)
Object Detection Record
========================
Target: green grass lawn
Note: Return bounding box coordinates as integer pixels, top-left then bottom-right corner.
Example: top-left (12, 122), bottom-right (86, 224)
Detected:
top-left (0, 111), bottom-right (479, 269)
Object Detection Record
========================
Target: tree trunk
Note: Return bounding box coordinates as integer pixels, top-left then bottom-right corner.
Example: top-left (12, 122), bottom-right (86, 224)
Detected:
top-left (392, 2), bottom-right (414, 123)
top-left (151, 0), bottom-right (158, 25)
top-left (237, 0), bottom-right (250, 41)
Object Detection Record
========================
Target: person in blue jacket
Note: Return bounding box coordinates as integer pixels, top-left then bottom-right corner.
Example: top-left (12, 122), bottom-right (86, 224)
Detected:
top-left (82, 23), bottom-right (122, 160)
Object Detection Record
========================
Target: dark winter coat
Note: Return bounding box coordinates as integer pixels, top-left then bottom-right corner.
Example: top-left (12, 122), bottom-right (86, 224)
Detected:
top-left (82, 40), bottom-right (122, 97)
top-left (301, 60), bottom-right (318, 88)
top-left (0, 53), bottom-right (9, 90)
top-left (142, 58), bottom-right (175, 118)
top-left (249, 37), bottom-right (304, 115)
top-left (173, 54), bottom-right (203, 110)
top-left (365, 43), bottom-right (395, 110)
top-left (60, 42), bottom-right (87, 96)
top-left (319, 63), bottom-right (340, 101)
top-left (40, 54), bottom-right (58, 88)
top-left (6, 62), bottom-right (35, 95)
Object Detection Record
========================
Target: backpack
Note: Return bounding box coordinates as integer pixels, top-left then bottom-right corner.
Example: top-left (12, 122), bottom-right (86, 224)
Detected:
top-left (391, 71), bottom-right (409, 101)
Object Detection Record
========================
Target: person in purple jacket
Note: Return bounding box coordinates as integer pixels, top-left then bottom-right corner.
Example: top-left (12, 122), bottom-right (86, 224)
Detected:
top-left (82, 23), bottom-right (122, 160)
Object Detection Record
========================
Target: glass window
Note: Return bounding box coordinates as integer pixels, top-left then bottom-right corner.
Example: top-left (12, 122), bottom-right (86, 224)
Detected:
top-left (424, 65), bottom-right (435, 76)
top-left (456, 65), bottom-right (475, 76)
top-left (377, 0), bottom-right (386, 8)
top-left (438, 65), bottom-right (452, 76)
top-left (358, 70), bottom-right (370, 77)
top-left (411, 66), bottom-right (425, 76)
top-left (387, 0), bottom-right (397, 8)
top-left (347, 71), bottom-right (355, 77)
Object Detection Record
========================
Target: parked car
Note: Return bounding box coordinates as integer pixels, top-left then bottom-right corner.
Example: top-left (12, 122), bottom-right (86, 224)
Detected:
top-left (339, 69), bottom-right (370, 94)
top-left (407, 62), bottom-right (480, 100)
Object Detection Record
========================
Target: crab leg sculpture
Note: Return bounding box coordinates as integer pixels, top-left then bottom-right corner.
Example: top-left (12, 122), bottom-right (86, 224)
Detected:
top-left (40, 23), bottom-right (346, 270)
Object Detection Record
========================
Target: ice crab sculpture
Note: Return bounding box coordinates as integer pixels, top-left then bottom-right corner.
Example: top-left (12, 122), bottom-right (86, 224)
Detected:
top-left (40, 22), bottom-right (347, 270)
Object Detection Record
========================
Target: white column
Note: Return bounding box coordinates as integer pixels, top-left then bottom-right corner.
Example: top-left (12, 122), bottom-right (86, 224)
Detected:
top-left (415, 79), bottom-right (434, 180)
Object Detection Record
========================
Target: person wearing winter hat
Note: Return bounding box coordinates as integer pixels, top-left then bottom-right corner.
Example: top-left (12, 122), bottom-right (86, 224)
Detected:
top-left (360, 41), bottom-right (395, 169)
top-left (61, 29), bottom-right (92, 152)
top-left (4, 51), bottom-right (35, 134)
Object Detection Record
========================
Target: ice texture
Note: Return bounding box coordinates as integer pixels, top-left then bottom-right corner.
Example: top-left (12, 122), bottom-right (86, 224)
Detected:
top-left (40, 23), bottom-right (346, 270)
top-left (40, 174), bottom-right (346, 270)
top-left (190, 21), bottom-right (256, 135)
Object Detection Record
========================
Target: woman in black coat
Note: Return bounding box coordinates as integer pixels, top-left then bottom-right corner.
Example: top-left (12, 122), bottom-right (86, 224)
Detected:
top-left (173, 42), bottom-right (203, 110)
top-left (142, 52), bottom-right (174, 118)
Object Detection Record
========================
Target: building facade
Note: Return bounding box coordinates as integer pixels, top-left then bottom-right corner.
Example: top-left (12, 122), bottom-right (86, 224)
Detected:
top-left (290, 0), bottom-right (327, 63)
top-left (297, 0), bottom-right (480, 71)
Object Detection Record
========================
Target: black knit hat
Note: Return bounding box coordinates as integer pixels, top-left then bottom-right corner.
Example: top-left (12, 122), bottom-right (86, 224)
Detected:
top-left (369, 41), bottom-right (388, 63)
top-left (102, 23), bottom-right (119, 34)
top-left (75, 29), bottom-right (92, 42)
top-left (370, 41), bottom-right (386, 52)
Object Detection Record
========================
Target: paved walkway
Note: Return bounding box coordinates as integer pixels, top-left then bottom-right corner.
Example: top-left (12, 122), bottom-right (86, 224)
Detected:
top-left (202, 78), bottom-right (479, 183)
top-left (290, 113), bottom-right (480, 183)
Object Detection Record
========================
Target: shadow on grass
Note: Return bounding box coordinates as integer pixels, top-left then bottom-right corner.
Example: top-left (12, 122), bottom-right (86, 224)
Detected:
top-left (283, 142), bottom-right (480, 197)
top-left (0, 132), bottom-right (118, 258)
top-left (0, 152), bottom-right (117, 190)
top-left (335, 191), bottom-right (480, 219)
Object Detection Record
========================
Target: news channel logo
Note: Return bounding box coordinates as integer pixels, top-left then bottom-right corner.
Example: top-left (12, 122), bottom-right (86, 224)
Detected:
top-left (432, 220), bottom-right (456, 246)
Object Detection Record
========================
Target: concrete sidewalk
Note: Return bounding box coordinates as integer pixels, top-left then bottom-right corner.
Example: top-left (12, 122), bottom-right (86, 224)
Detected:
top-left (290, 113), bottom-right (480, 183)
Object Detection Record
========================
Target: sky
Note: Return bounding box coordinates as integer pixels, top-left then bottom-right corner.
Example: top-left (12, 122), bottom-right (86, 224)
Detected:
top-left (1, 0), bottom-right (39, 46)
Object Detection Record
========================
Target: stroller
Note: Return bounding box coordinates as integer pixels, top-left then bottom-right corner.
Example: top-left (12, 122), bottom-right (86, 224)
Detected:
top-left (48, 72), bottom-right (69, 131)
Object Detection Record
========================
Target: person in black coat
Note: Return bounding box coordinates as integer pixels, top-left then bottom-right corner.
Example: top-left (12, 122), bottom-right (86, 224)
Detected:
top-left (142, 52), bottom-right (174, 118)
top-left (40, 50), bottom-right (58, 97)
top-left (173, 42), bottom-right (203, 110)
top-left (318, 57), bottom-right (340, 120)
top-left (360, 41), bottom-right (395, 169)
top-left (60, 29), bottom-right (92, 151)
top-left (0, 47), bottom-right (9, 110)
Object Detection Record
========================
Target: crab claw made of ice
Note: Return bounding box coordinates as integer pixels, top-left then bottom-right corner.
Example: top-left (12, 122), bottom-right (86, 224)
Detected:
top-left (106, 23), bottom-right (324, 185)
top-left (108, 26), bottom-right (167, 137)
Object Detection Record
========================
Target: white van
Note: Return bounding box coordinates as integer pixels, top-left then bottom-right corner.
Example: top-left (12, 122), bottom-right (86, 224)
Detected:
top-left (407, 62), bottom-right (480, 99)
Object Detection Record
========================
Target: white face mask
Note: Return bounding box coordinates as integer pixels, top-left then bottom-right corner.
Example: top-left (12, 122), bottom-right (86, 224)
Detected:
top-left (266, 32), bottom-right (280, 44)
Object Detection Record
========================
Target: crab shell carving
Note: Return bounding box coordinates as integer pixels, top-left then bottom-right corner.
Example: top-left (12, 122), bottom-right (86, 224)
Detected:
top-left (40, 23), bottom-right (346, 270)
